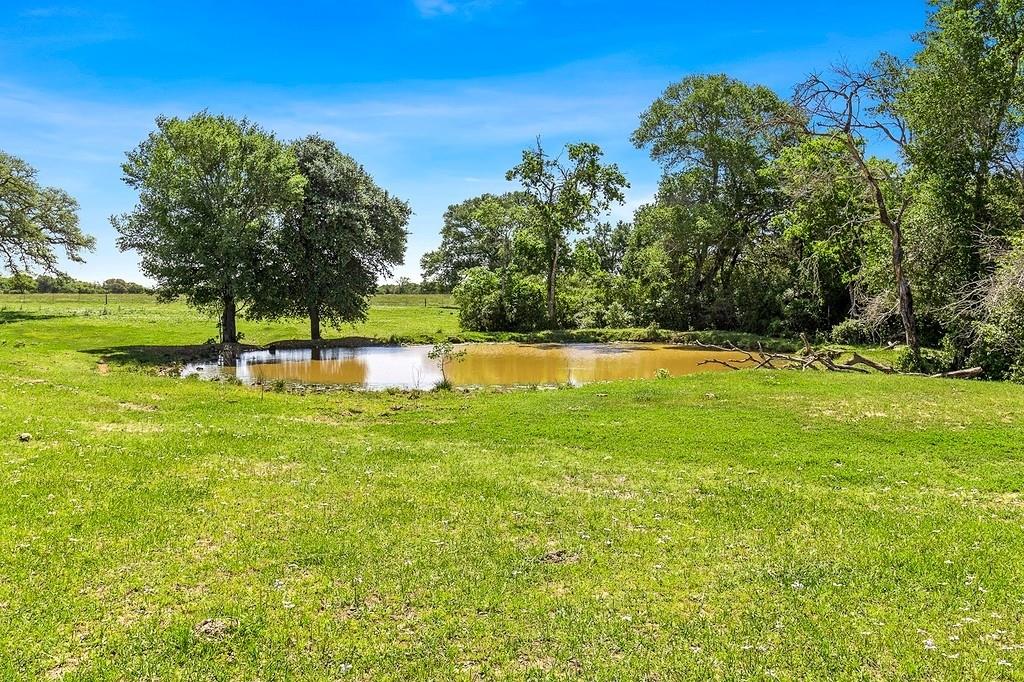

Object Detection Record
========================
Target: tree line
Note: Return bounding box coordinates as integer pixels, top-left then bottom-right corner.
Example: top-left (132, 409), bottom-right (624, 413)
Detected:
top-left (421, 0), bottom-right (1024, 378)
top-left (0, 274), bottom-right (150, 294)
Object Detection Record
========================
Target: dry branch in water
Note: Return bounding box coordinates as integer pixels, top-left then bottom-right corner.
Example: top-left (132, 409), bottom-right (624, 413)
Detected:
top-left (693, 341), bottom-right (982, 380)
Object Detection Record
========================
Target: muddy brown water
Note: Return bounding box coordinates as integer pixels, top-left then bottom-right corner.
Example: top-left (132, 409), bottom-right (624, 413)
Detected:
top-left (181, 343), bottom-right (757, 389)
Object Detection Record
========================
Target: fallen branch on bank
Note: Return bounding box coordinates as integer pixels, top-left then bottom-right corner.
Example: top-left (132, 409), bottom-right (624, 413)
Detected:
top-left (692, 341), bottom-right (982, 380)
top-left (930, 366), bottom-right (984, 379)
top-left (847, 352), bottom-right (897, 374)
top-left (694, 341), bottom-right (867, 373)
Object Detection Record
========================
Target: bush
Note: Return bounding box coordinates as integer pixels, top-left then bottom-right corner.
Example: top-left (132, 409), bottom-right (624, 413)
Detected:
top-left (603, 301), bottom-right (634, 328)
top-left (893, 346), bottom-right (955, 374)
top-left (967, 322), bottom-right (1023, 381)
top-left (453, 267), bottom-right (546, 332)
top-left (1008, 361), bottom-right (1024, 385)
top-left (556, 280), bottom-right (602, 329)
top-left (503, 275), bottom-right (547, 331)
top-left (830, 318), bottom-right (870, 345)
top-left (453, 268), bottom-right (502, 331)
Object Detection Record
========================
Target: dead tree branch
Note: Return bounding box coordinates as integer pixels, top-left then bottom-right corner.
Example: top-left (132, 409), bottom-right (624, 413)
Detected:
top-left (692, 341), bottom-right (981, 380)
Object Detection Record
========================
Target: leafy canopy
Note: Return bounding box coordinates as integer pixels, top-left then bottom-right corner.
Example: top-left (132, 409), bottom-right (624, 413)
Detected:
top-left (0, 151), bottom-right (93, 275)
top-left (112, 112), bottom-right (305, 319)
top-left (249, 134), bottom-right (410, 336)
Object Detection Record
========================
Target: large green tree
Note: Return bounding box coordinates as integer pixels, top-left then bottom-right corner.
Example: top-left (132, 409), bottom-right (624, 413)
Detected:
top-left (506, 139), bottom-right (627, 325)
top-left (902, 0), bottom-right (1024, 281)
top-left (0, 151), bottom-right (93, 275)
top-left (251, 135), bottom-right (410, 340)
top-left (631, 74), bottom-right (796, 329)
top-left (888, 0), bottom-right (1024, 352)
top-left (113, 113), bottom-right (305, 343)
top-left (420, 192), bottom-right (534, 292)
top-left (768, 135), bottom-right (887, 331)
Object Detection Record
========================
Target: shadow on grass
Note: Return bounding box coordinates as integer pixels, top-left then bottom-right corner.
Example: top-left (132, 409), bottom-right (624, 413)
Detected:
top-left (0, 310), bottom-right (62, 324)
top-left (81, 344), bottom-right (226, 367)
top-left (80, 337), bottom-right (392, 367)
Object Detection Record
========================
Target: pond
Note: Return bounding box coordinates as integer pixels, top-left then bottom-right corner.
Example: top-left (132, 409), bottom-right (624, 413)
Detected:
top-left (181, 343), bottom-right (756, 389)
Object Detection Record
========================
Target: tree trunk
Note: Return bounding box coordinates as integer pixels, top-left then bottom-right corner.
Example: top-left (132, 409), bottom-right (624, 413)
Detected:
top-left (309, 305), bottom-right (321, 341)
top-left (842, 132), bottom-right (920, 364)
top-left (546, 242), bottom-right (559, 326)
top-left (890, 224), bottom-right (920, 362)
top-left (220, 295), bottom-right (237, 344)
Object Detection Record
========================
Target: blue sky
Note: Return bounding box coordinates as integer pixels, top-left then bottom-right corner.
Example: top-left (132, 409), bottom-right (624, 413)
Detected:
top-left (1, 1), bottom-right (926, 283)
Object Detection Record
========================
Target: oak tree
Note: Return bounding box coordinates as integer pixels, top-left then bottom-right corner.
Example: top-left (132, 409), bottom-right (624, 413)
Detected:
top-left (113, 113), bottom-right (305, 343)
top-left (252, 135), bottom-right (410, 340)
top-left (506, 139), bottom-right (627, 325)
top-left (0, 151), bottom-right (93, 275)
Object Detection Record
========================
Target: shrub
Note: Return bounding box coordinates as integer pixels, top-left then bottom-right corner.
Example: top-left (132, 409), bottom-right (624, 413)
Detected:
top-left (453, 268), bottom-right (547, 332)
top-left (603, 301), bottom-right (634, 328)
top-left (452, 268), bottom-right (503, 331)
top-left (893, 346), bottom-right (955, 374)
top-left (556, 280), bottom-right (602, 329)
top-left (830, 318), bottom-right (870, 345)
top-left (967, 322), bottom-right (1023, 381)
top-left (503, 275), bottom-right (547, 331)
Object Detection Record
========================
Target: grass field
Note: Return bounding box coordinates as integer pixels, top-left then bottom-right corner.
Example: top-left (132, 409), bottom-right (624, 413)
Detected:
top-left (2, 295), bottom-right (1024, 679)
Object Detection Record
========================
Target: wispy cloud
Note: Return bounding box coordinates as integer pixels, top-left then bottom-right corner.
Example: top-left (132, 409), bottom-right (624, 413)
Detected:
top-left (19, 5), bottom-right (86, 18)
top-left (412, 0), bottom-right (496, 18)
top-left (0, 57), bottom-right (665, 282)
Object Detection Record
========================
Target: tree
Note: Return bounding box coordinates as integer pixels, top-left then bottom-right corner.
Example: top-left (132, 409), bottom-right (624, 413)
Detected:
top-left (631, 74), bottom-right (797, 328)
top-left (8, 272), bottom-right (36, 293)
top-left (506, 139), bottom-right (627, 325)
top-left (420, 192), bottom-right (534, 292)
top-left (768, 135), bottom-right (885, 331)
top-left (250, 135), bottom-right (409, 340)
top-left (102, 278), bottom-right (130, 294)
top-left (0, 151), bottom-right (94, 275)
top-left (427, 340), bottom-right (466, 388)
top-left (794, 64), bottom-right (923, 361)
top-left (577, 221), bottom-right (633, 275)
top-left (113, 113), bottom-right (305, 343)
top-left (900, 1), bottom-right (1024, 285)
top-left (452, 266), bottom-right (547, 332)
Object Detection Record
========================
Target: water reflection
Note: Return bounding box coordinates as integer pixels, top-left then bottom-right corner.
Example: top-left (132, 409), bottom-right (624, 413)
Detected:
top-left (182, 343), bottom-right (756, 389)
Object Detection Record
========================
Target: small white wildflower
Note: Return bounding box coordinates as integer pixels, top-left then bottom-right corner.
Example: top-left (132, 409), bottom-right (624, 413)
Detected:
top-left (924, 639), bottom-right (937, 650)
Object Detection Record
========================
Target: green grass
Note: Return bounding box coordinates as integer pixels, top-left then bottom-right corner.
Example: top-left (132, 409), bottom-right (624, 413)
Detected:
top-left (1, 295), bottom-right (1023, 679)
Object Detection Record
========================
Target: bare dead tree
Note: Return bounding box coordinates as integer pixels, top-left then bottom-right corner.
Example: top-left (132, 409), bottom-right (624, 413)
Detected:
top-left (791, 63), bottom-right (921, 364)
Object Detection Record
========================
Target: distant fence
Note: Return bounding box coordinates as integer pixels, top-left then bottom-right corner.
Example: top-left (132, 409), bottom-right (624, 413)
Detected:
top-left (369, 293), bottom-right (455, 308)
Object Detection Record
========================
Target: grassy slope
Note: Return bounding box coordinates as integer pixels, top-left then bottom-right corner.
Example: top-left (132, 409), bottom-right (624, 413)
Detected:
top-left (1, 296), bottom-right (1023, 679)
